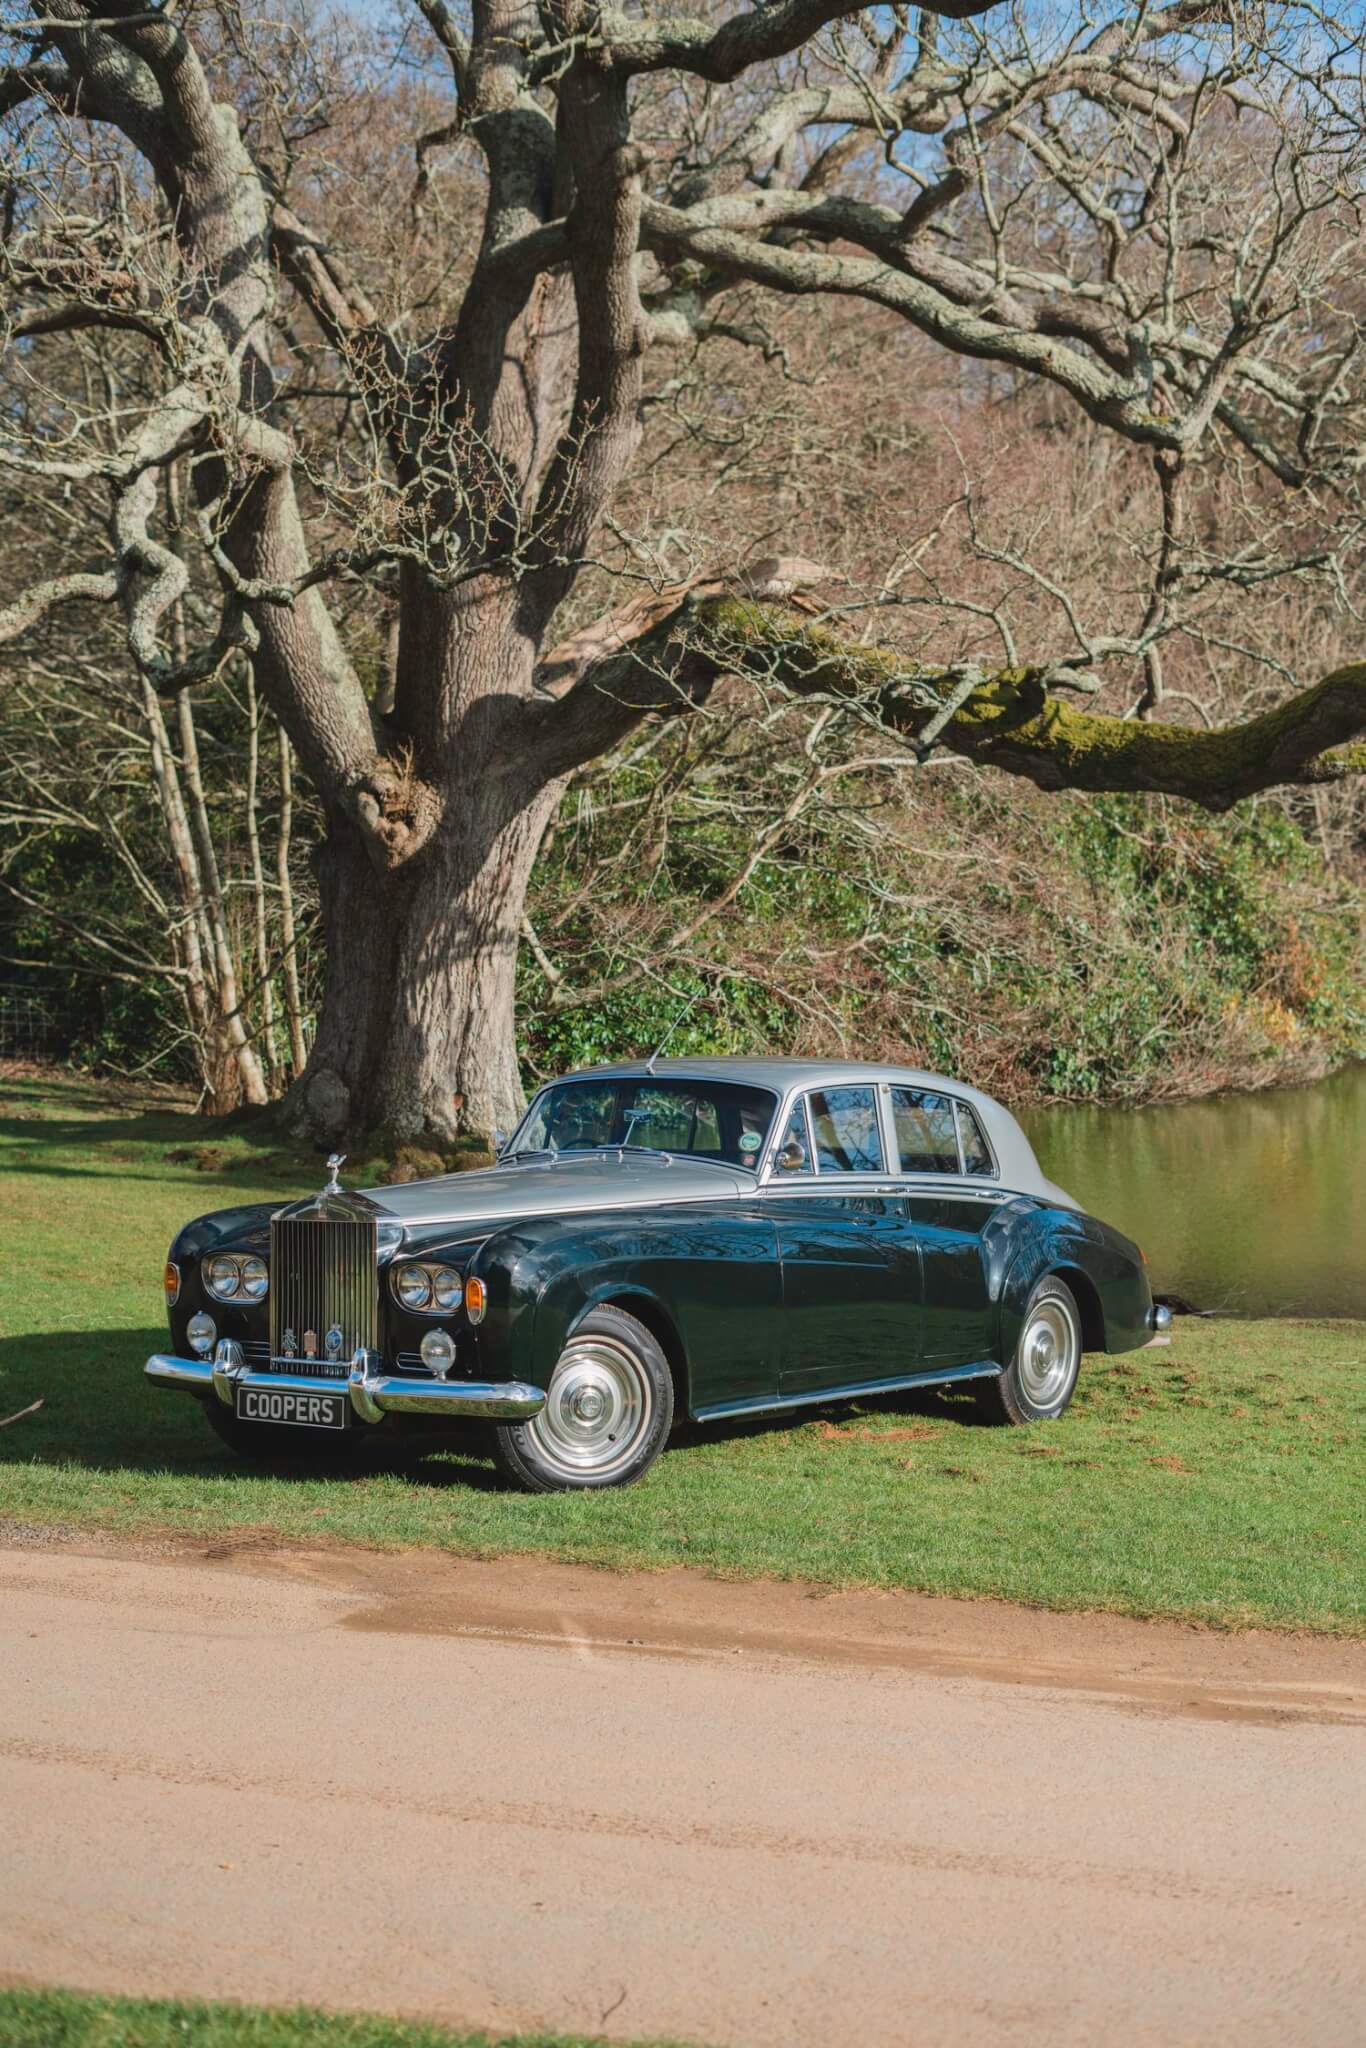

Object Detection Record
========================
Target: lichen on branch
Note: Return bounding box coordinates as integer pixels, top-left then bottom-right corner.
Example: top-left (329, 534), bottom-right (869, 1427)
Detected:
top-left (569, 591), bottom-right (1366, 812)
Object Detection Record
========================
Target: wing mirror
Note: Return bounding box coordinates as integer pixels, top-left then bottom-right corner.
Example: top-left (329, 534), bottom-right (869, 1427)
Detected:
top-left (493, 1128), bottom-right (508, 1157)
top-left (776, 1139), bottom-right (807, 1173)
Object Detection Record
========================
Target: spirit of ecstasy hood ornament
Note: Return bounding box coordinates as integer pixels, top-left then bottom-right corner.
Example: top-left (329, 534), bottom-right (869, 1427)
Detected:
top-left (324, 1153), bottom-right (345, 1195)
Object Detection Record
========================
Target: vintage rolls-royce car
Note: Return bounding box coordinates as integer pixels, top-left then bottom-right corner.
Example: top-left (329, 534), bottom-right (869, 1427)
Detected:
top-left (147, 1058), bottom-right (1167, 1491)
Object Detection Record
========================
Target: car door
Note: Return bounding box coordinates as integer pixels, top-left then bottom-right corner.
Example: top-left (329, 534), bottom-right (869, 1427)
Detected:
top-left (888, 1087), bottom-right (996, 1365)
top-left (764, 1087), bottom-right (923, 1395)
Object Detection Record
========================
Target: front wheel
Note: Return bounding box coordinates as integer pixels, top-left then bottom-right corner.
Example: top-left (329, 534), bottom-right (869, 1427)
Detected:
top-left (976, 1275), bottom-right (1083, 1425)
top-left (490, 1305), bottom-right (674, 1492)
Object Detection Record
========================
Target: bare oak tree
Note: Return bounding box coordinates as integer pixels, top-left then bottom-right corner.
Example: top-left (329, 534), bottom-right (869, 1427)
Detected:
top-left (1, 0), bottom-right (1363, 1138)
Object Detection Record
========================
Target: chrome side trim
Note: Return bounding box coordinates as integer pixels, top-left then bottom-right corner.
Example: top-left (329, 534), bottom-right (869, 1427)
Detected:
top-left (748, 1178), bottom-right (1010, 1204)
top-left (144, 1353), bottom-right (546, 1424)
top-left (693, 1359), bottom-right (1001, 1424)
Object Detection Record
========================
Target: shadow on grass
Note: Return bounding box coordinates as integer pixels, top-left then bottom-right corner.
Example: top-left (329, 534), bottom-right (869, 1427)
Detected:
top-left (0, 1327), bottom-right (991, 1498)
top-left (0, 1328), bottom-right (502, 1491)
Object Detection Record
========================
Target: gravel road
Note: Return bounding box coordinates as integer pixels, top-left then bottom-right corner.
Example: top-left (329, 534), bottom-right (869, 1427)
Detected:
top-left (3, 1535), bottom-right (1365, 2046)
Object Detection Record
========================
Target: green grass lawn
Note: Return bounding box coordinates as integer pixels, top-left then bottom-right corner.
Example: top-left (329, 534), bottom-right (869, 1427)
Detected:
top-left (0, 1988), bottom-right (684, 2048)
top-left (1, 1070), bottom-right (1363, 1633)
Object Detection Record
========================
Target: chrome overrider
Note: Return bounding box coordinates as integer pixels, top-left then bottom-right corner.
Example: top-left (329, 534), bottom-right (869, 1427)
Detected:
top-left (145, 1340), bottom-right (547, 1423)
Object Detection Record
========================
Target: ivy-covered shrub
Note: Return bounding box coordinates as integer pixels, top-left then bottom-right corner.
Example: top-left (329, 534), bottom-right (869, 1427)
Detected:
top-left (517, 749), bottom-right (1364, 1107)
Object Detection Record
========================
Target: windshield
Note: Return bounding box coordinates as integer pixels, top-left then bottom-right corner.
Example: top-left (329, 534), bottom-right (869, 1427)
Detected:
top-left (509, 1077), bottom-right (778, 1168)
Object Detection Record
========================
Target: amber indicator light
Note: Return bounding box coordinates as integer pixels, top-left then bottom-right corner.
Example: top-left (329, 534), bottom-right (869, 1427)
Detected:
top-left (163, 1260), bottom-right (181, 1305)
top-left (464, 1275), bottom-right (488, 1323)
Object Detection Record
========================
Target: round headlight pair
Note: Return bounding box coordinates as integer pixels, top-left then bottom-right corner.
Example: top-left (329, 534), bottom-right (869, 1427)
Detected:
top-left (393, 1262), bottom-right (462, 1313)
top-left (203, 1253), bottom-right (269, 1302)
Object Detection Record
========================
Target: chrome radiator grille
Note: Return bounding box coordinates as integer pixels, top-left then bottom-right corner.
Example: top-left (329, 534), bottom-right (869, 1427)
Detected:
top-left (269, 1213), bottom-right (378, 1372)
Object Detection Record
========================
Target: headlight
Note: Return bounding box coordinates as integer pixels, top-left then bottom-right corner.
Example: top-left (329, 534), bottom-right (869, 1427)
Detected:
top-left (205, 1254), bottom-right (242, 1300)
top-left (203, 1253), bottom-right (269, 1302)
top-left (395, 1264), bottom-right (433, 1311)
top-left (240, 1256), bottom-right (269, 1300)
top-left (392, 1262), bottom-right (465, 1313)
top-left (430, 1265), bottom-right (461, 1310)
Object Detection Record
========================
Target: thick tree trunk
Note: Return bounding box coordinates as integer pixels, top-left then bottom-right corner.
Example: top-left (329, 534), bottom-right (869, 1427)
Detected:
top-left (293, 770), bottom-right (562, 1148)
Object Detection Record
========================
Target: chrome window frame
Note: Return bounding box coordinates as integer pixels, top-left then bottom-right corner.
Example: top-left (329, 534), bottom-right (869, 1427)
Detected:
top-left (878, 1083), bottom-right (1001, 1185)
top-left (765, 1091), bottom-right (819, 1180)
top-left (808, 1082), bottom-right (886, 1176)
top-left (762, 1085), bottom-right (889, 1181)
top-left (883, 1082), bottom-right (961, 1178)
top-left (953, 1097), bottom-right (1000, 1180)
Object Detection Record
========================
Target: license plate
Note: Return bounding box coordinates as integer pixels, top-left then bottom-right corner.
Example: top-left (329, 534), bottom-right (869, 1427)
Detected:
top-left (235, 1386), bottom-right (347, 1431)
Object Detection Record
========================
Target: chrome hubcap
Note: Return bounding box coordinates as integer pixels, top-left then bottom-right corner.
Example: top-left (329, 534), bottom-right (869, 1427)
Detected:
top-left (527, 1335), bottom-right (653, 1479)
top-left (1018, 1298), bottom-right (1079, 1408)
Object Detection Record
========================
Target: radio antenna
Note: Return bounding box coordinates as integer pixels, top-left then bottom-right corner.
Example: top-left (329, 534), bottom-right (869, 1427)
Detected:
top-left (646, 987), bottom-right (704, 1074)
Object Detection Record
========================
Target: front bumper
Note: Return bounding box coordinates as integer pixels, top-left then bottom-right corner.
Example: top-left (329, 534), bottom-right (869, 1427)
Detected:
top-left (146, 1346), bottom-right (547, 1423)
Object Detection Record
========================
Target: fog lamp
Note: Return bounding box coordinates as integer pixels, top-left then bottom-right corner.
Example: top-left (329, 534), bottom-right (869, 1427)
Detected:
top-left (420, 1328), bottom-right (456, 1378)
top-left (187, 1311), bottom-right (217, 1356)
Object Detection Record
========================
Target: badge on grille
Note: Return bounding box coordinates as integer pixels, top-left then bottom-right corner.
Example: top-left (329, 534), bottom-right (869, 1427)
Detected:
top-left (303, 1330), bottom-right (318, 1358)
top-left (325, 1325), bottom-right (344, 1361)
top-left (281, 1328), bottom-right (297, 1358)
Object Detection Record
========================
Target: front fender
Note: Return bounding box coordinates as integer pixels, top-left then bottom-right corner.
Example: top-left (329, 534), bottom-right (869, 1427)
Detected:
top-left (475, 1242), bottom-right (684, 1392)
top-left (467, 1202), bottom-right (781, 1412)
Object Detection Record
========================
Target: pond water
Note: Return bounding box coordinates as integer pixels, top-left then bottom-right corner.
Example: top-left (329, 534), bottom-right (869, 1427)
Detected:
top-left (1022, 1062), bottom-right (1366, 1320)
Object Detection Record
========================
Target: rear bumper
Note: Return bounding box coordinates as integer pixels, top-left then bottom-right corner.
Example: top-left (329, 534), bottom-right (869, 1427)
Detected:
top-left (145, 1347), bottom-right (546, 1424)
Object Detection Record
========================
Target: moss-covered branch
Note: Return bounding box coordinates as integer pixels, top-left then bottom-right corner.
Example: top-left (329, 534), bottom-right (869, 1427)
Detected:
top-left (541, 588), bottom-right (1366, 810)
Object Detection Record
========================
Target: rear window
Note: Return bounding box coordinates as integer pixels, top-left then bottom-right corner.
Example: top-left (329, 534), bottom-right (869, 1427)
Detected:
top-left (890, 1088), bottom-right (959, 1174)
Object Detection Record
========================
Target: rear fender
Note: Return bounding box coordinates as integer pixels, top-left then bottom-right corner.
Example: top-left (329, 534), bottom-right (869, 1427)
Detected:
top-left (999, 1213), bottom-right (1151, 1359)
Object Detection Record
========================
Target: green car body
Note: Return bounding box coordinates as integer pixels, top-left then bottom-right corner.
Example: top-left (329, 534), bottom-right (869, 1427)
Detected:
top-left (151, 1059), bottom-right (1157, 1486)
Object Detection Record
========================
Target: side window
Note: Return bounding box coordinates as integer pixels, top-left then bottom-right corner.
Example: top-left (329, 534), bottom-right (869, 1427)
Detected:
top-left (808, 1086), bottom-right (884, 1174)
top-left (956, 1101), bottom-right (995, 1176)
top-left (890, 1088), bottom-right (959, 1175)
top-left (774, 1103), bottom-right (811, 1174)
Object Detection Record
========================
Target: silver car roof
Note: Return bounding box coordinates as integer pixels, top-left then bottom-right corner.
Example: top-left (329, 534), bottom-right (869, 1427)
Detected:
top-left (542, 1058), bottom-right (1074, 1208)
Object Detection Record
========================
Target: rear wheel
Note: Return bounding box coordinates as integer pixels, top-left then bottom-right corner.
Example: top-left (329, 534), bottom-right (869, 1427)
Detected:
top-left (490, 1305), bottom-right (674, 1493)
top-left (976, 1275), bottom-right (1083, 1425)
